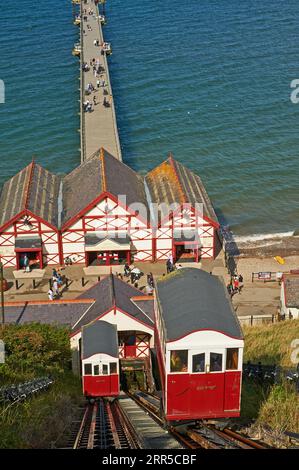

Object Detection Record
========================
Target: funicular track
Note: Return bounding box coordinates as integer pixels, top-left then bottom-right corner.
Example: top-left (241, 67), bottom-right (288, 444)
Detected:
top-left (71, 399), bottom-right (141, 449)
top-left (128, 390), bottom-right (271, 450)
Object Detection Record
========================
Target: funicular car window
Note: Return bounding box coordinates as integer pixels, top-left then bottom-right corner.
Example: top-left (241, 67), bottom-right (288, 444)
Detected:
top-left (170, 350), bottom-right (188, 372)
top-left (94, 365), bottom-right (99, 376)
top-left (226, 348), bottom-right (239, 370)
top-left (110, 362), bottom-right (117, 374)
top-left (102, 364), bottom-right (108, 375)
top-left (84, 363), bottom-right (92, 375)
top-left (192, 353), bottom-right (205, 373)
top-left (210, 353), bottom-right (223, 372)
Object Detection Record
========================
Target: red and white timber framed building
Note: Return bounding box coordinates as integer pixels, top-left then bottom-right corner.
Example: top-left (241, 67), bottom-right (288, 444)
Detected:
top-left (61, 148), bottom-right (154, 265)
top-left (0, 161), bottom-right (62, 269)
top-left (0, 149), bottom-right (220, 269)
top-left (70, 275), bottom-right (155, 366)
top-left (145, 155), bottom-right (220, 263)
top-left (154, 268), bottom-right (244, 422)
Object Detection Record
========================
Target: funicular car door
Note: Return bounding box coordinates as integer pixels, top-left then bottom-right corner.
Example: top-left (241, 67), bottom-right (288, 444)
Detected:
top-left (189, 349), bottom-right (225, 417)
top-left (94, 362), bottom-right (111, 395)
top-left (167, 350), bottom-right (190, 418)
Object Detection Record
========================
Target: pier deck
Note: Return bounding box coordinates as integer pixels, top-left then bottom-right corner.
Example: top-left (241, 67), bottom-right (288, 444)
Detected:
top-left (79, 0), bottom-right (121, 161)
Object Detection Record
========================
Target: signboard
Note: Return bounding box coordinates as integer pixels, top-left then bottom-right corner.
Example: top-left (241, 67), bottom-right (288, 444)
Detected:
top-left (258, 272), bottom-right (272, 280)
top-left (0, 340), bottom-right (5, 364)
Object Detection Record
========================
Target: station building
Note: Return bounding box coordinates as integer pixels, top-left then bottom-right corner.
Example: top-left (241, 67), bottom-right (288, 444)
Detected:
top-left (0, 149), bottom-right (220, 269)
top-left (280, 273), bottom-right (299, 319)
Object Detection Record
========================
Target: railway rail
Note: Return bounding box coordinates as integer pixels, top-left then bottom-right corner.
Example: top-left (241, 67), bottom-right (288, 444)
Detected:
top-left (71, 399), bottom-right (141, 449)
top-left (129, 390), bottom-right (272, 450)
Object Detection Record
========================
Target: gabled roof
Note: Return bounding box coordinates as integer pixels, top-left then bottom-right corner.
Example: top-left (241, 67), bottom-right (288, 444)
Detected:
top-left (145, 155), bottom-right (219, 224)
top-left (3, 300), bottom-right (94, 327)
top-left (283, 274), bottom-right (299, 308)
top-left (0, 161), bottom-right (61, 229)
top-left (73, 274), bottom-right (155, 332)
top-left (155, 268), bottom-right (243, 342)
top-left (82, 320), bottom-right (118, 359)
top-left (62, 148), bottom-right (148, 228)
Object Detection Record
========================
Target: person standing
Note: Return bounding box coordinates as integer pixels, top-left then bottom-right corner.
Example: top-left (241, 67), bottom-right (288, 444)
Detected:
top-left (166, 258), bottom-right (173, 274)
top-left (48, 289), bottom-right (54, 301)
top-left (233, 276), bottom-right (239, 294)
top-left (53, 280), bottom-right (59, 298)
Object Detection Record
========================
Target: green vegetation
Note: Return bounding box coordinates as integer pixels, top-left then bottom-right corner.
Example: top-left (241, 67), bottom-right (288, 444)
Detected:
top-left (0, 324), bottom-right (83, 448)
top-left (241, 320), bottom-right (299, 433)
top-left (243, 320), bottom-right (299, 367)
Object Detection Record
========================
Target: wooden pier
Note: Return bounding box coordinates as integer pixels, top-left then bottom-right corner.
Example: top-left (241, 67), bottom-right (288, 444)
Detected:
top-left (78, 0), bottom-right (122, 161)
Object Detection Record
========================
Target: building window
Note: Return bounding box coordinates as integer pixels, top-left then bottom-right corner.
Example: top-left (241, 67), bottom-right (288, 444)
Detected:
top-left (110, 362), bottom-right (117, 374)
top-left (102, 364), bottom-right (108, 375)
top-left (170, 350), bottom-right (188, 373)
top-left (192, 353), bottom-right (205, 373)
top-left (94, 365), bottom-right (99, 376)
top-left (210, 353), bottom-right (223, 372)
top-left (226, 348), bottom-right (239, 370)
top-left (84, 363), bottom-right (92, 375)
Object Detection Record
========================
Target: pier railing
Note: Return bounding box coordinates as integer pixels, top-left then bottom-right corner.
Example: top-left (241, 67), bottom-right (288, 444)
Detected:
top-left (80, 1), bottom-right (87, 162)
top-left (96, 4), bottom-right (122, 161)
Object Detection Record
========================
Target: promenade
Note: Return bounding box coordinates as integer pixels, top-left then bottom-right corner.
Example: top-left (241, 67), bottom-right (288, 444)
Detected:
top-left (79, 0), bottom-right (122, 161)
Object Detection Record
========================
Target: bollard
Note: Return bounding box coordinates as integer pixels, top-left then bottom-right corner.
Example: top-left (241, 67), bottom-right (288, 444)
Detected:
top-left (16, 280), bottom-right (19, 291)
top-left (82, 277), bottom-right (85, 288)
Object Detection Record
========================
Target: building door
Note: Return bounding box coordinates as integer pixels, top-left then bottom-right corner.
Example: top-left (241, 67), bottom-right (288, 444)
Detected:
top-left (16, 250), bottom-right (43, 270)
top-left (174, 244), bottom-right (199, 263)
top-left (124, 334), bottom-right (136, 358)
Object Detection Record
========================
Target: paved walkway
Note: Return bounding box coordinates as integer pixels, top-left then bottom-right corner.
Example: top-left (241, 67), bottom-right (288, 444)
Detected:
top-left (79, 0), bottom-right (122, 161)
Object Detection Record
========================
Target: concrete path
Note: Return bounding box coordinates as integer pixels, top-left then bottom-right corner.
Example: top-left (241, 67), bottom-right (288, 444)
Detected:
top-left (118, 395), bottom-right (183, 449)
top-left (79, 0), bottom-right (121, 161)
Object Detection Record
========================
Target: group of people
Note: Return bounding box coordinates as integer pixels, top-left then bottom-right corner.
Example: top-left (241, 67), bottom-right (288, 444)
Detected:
top-left (227, 273), bottom-right (243, 297)
top-left (83, 100), bottom-right (93, 112)
top-left (48, 269), bottom-right (64, 301)
top-left (122, 264), bottom-right (154, 294)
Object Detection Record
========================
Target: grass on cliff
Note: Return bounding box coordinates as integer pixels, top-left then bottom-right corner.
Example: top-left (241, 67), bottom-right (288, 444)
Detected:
top-left (0, 324), bottom-right (83, 448)
top-left (240, 320), bottom-right (299, 433)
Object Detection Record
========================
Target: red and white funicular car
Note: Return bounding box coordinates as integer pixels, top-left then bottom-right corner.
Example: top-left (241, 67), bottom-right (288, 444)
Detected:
top-left (81, 320), bottom-right (119, 399)
top-left (155, 268), bottom-right (244, 422)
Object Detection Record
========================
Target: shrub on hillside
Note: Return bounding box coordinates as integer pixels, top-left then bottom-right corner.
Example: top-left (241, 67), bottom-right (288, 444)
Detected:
top-left (0, 323), bottom-right (71, 381)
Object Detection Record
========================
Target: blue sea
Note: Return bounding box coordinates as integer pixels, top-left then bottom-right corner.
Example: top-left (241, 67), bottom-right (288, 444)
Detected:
top-left (0, 0), bottom-right (299, 238)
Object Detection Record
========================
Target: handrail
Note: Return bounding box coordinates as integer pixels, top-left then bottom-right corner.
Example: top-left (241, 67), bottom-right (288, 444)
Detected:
top-left (80, 1), bottom-right (87, 162)
top-left (95, 4), bottom-right (122, 161)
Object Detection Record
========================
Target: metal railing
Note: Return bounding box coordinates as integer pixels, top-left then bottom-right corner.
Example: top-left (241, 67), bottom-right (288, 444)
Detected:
top-left (80, 1), bottom-right (87, 162)
top-left (95, 3), bottom-right (122, 161)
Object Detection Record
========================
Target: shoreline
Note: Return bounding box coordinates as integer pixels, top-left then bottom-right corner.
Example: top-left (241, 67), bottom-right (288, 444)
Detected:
top-left (224, 233), bottom-right (299, 258)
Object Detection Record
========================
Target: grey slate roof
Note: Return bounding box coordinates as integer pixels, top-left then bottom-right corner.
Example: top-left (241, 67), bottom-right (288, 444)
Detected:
top-left (62, 148), bottom-right (148, 227)
top-left (74, 275), bottom-right (155, 332)
top-left (0, 162), bottom-right (61, 229)
top-left (82, 320), bottom-right (118, 359)
top-left (4, 302), bottom-right (93, 327)
top-left (283, 274), bottom-right (299, 308)
top-left (155, 268), bottom-right (243, 341)
top-left (145, 155), bottom-right (219, 224)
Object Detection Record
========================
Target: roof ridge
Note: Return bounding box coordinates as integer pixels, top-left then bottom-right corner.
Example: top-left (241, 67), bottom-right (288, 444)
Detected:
top-left (23, 160), bottom-right (35, 210)
top-left (111, 272), bottom-right (116, 306)
top-left (168, 154), bottom-right (187, 204)
top-left (100, 147), bottom-right (107, 192)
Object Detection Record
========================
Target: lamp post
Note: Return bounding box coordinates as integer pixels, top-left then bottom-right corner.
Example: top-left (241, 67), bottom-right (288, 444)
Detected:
top-left (0, 261), bottom-right (4, 327)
